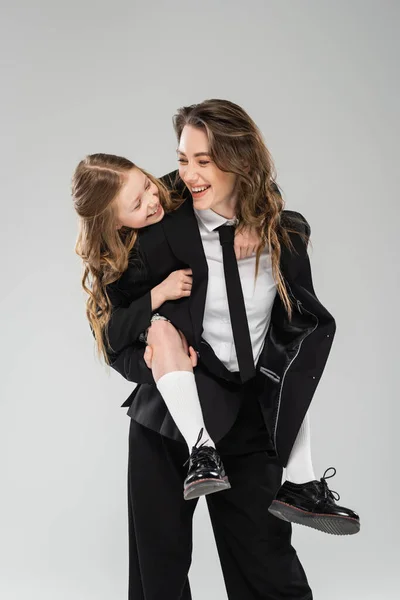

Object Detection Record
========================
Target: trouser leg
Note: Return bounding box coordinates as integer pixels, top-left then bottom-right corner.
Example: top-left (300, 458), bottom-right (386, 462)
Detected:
top-left (127, 419), bottom-right (198, 600)
top-left (206, 451), bottom-right (313, 600)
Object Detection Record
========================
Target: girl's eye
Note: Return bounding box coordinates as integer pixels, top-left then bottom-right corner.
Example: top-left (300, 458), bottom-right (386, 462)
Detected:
top-left (145, 180), bottom-right (151, 190)
top-left (177, 158), bottom-right (187, 164)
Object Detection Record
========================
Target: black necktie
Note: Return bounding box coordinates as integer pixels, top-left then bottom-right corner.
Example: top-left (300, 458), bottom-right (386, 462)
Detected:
top-left (217, 224), bottom-right (256, 383)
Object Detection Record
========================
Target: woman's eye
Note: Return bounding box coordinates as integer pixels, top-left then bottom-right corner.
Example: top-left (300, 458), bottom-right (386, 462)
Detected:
top-left (145, 181), bottom-right (151, 190)
top-left (177, 159), bottom-right (210, 166)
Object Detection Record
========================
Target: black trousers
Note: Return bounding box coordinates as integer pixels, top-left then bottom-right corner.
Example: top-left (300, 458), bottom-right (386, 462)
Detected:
top-left (127, 411), bottom-right (313, 599)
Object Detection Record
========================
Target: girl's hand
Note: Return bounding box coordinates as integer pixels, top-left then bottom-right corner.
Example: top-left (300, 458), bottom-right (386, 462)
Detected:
top-left (155, 268), bottom-right (193, 304)
top-left (234, 226), bottom-right (261, 260)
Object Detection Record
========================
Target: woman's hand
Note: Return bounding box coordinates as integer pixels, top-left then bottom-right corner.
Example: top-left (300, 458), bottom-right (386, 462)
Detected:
top-left (143, 329), bottom-right (198, 370)
top-left (234, 226), bottom-right (262, 260)
top-left (177, 329), bottom-right (198, 369)
top-left (151, 268), bottom-right (193, 310)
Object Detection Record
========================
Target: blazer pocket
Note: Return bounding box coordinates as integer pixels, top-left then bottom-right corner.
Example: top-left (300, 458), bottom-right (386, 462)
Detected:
top-left (259, 367), bottom-right (281, 384)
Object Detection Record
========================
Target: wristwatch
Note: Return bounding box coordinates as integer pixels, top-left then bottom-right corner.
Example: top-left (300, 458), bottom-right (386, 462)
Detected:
top-left (139, 313), bottom-right (171, 344)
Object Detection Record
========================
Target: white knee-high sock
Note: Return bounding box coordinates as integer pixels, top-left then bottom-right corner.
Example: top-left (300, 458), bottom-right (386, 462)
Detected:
top-left (285, 411), bottom-right (316, 484)
top-left (156, 371), bottom-right (215, 451)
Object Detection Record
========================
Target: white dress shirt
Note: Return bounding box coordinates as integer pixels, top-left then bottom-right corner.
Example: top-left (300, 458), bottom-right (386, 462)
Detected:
top-left (194, 208), bottom-right (277, 372)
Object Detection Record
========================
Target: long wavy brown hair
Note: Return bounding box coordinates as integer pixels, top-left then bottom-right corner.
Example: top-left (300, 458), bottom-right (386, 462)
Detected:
top-left (71, 153), bottom-right (181, 364)
top-left (173, 99), bottom-right (310, 319)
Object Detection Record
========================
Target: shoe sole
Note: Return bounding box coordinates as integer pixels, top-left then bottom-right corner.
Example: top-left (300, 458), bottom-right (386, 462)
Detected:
top-left (184, 477), bottom-right (231, 501)
top-left (268, 500), bottom-right (360, 536)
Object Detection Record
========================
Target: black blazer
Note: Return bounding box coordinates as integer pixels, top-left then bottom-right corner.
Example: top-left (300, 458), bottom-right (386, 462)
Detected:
top-left (105, 171), bottom-right (336, 466)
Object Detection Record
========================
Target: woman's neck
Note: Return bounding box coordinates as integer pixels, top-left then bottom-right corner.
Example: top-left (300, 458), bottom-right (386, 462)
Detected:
top-left (211, 196), bottom-right (237, 220)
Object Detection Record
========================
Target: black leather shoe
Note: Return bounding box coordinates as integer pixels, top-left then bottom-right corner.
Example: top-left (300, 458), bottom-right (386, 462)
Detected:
top-left (183, 428), bottom-right (231, 501)
top-left (268, 467), bottom-right (360, 535)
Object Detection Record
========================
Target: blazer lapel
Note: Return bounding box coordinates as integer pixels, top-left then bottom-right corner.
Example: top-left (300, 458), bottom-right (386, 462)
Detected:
top-left (161, 199), bottom-right (209, 344)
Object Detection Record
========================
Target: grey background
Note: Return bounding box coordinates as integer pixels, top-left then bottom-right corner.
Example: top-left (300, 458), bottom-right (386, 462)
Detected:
top-left (1, 1), bottom-right (398, 598)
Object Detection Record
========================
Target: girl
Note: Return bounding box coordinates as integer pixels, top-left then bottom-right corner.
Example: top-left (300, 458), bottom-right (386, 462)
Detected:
top-left (72, 154), bottom-right (262, 500)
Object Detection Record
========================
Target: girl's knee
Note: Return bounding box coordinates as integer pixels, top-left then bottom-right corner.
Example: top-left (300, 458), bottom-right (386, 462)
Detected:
top-left (147, 319), bottom-right (183, 349)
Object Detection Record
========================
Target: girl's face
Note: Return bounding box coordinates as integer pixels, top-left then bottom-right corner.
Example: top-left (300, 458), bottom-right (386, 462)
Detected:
top-left (177, 125), bottom-right (238, 218)
top-left (114, 167), bottom-right (164, 229)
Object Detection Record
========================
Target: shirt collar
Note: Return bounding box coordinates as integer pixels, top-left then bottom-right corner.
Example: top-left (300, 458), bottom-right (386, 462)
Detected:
top-left (193, 207), bottom-right (238, 233)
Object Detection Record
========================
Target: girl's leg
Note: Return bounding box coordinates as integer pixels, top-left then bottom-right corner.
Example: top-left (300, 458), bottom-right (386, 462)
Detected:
top-left (270, 409), bottom-right (360, 534)
top-left (145, 318), bottom-right (215, 450)
top-left (284, 411), bottom-right (316, 483)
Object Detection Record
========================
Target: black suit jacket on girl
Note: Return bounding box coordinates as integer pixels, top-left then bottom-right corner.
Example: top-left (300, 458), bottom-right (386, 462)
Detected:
top-left (104, 171), bottom-right (336, 466)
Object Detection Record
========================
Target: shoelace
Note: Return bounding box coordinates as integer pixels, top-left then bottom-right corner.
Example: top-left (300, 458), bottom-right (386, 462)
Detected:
top-left (319, 467), bottom-right (340, 503)
top-left (183, 427), bottom-right (213, 468)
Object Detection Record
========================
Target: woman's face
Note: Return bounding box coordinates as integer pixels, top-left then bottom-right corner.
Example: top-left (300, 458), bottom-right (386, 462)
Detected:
top-left (177, 125), bottom-right (238, 218)
top-left (114, 167), bottom-right (164, 229)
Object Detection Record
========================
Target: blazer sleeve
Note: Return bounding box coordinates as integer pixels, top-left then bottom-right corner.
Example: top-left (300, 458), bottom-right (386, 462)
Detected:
top-left (105, 286), bottom-right (152, 354)
top-left (108, 344), bottom-right (155, 385)
top-left (291, 211), bottom-right (315, 296)
top-left (100, 251), bottom-right (156, 385)
top-left (104, 284), bottom-right (155, 385)
top-left (289, 212), bottom-right (336, 332)
top-left (280, 209), bottom-right (315, 293)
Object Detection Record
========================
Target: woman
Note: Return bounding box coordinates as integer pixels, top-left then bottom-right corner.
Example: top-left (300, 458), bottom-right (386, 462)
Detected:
top-left (73, 100), bottom-right (359, 600)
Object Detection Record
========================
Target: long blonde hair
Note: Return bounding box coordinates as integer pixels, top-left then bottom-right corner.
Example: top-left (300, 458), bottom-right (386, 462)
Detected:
top-left (71, 153), bottom-right (181, 363)
top-left (173, 99), bottom-right (309, 319)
